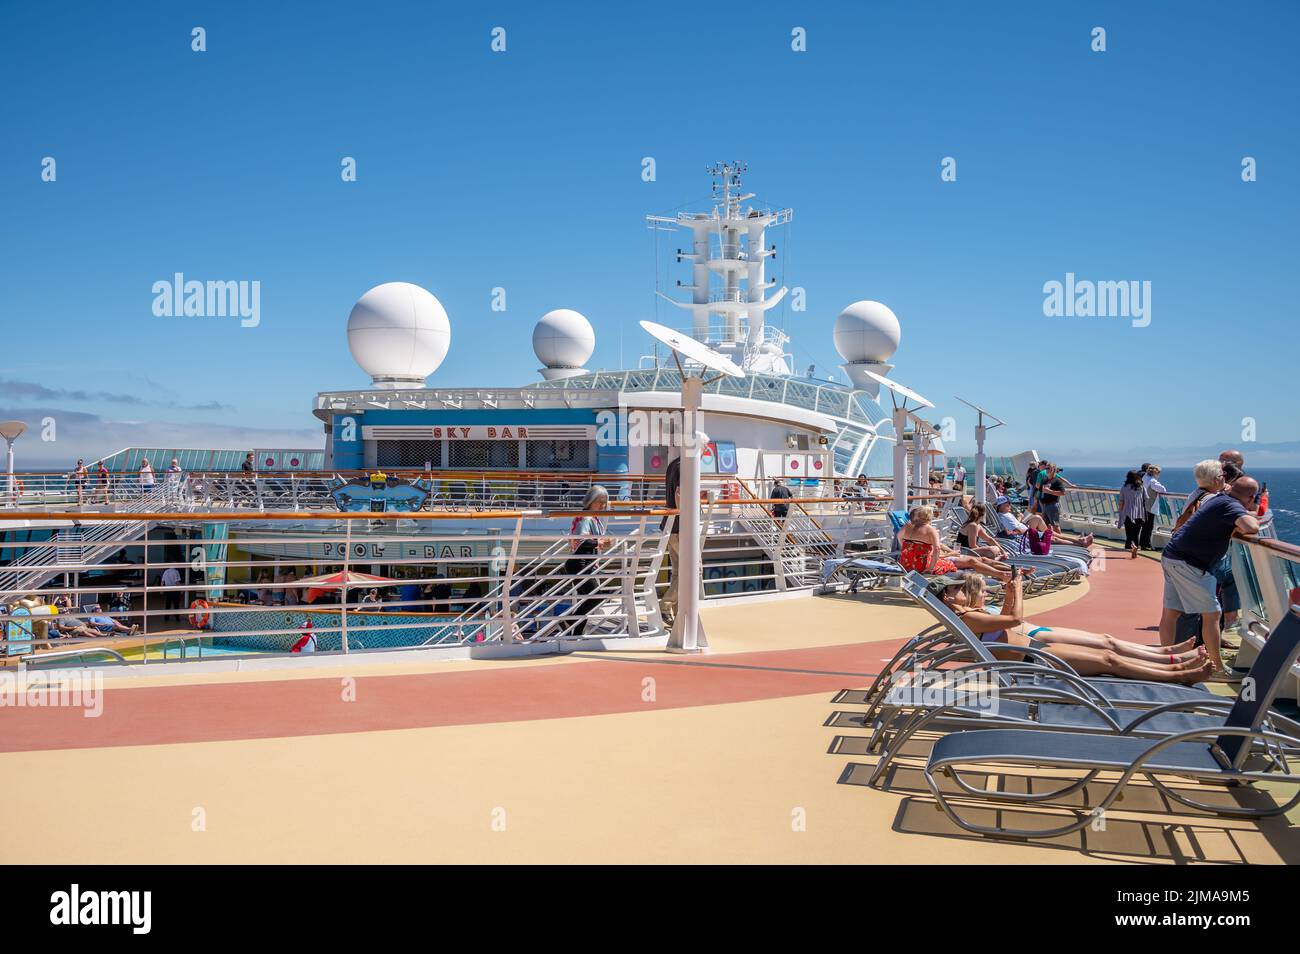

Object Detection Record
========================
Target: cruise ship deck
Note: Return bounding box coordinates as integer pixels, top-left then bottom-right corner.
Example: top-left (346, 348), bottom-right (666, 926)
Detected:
top-left (5, 544), bottom-right (1295, 865)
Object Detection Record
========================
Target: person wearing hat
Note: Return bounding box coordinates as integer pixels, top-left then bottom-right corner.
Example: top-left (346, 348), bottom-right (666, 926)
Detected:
top-left (992, 495), bottom-right (1028, 538)
top-left (930, 572), bottom-right (1212, 682)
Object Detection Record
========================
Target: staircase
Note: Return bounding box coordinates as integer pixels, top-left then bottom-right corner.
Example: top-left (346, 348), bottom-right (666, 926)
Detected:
top-left (0, 484), bottom-right (185, 597)
top-left (732, 483), bottom-right (838, 589)
top-left (427, 531), bottom-right (666, 645)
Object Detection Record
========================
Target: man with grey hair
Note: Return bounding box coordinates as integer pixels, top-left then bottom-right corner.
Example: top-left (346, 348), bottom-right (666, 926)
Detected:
top-left (1159, 475), bottom-right (1259, 674)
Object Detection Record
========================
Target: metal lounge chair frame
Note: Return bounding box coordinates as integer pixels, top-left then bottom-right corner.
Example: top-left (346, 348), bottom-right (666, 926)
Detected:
top-left (921, 607), bottom-right (1300, 838)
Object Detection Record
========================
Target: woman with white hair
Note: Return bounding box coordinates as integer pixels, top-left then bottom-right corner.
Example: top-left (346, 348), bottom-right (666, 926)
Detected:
top-left (1138, 463), bottom-right (1167, 550)
top-left (563, 484), bottom-right (612, 636)
top-left (1173, 459), bottom-right (1226, 531)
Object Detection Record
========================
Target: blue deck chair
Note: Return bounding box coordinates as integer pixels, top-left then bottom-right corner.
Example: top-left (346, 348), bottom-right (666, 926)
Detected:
top-left (818, 557), bottom-right (905, 594)
top-left (923, 607), bottom-right (1300, 838)
top-left (941, 506), bottom-right (1079, 591)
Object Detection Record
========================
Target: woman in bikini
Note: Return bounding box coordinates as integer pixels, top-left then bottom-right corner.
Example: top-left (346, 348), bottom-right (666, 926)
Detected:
top-left (958, 503), bottom-right (1006, 559)
top-left (934, 571), bottom-right (1214, 683)
top-left (898, 505), bottom-right (1015, 582)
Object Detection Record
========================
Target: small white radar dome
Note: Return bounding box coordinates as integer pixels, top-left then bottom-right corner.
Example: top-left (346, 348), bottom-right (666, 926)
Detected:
top-left (533, 308), bottom-right (595, 371)
top-left (833, 300), bottom-right (901, 364)
top-left (347, 282), bottom-right (450, 389)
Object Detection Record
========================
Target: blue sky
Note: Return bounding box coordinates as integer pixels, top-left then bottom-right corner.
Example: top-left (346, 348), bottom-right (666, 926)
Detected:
top-left (2, 0), bottom-right (1297, 465)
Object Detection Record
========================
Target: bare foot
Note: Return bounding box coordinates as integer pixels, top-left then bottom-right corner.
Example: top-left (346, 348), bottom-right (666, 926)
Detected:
top-left (1179, 660), bottom-right (1216, 684)
top-left (1173, 648), bottom-right (1209, 669)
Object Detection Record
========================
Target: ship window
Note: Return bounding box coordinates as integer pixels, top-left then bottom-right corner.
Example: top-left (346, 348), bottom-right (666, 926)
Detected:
top-left (377, 440), bottom-right (440, 469)
top-left (524, 440), bottom-right (591, 470)
top-left (818, 389), bottom-right (849, 417)
top-left (448, 440), bottom-right (520, 470)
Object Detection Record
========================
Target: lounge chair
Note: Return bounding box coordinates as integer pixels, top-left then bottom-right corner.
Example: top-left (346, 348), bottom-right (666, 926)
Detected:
top-left (940, 507), bottom-right (1080, 590)
top-left (818, 557), bottom-right (905, 594)
top-left (921, 606), bottom-right (1300, 838)
top-left (854, 573), bottom-right (1298, 785)
top-left (850, 571), bottom-right (1215, 749)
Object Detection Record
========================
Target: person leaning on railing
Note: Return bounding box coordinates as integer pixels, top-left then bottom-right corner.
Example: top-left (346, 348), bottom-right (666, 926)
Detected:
top-left (563, 485), bottom-right (612, 637)
top-left (1158, 474), bottom-right (1259, 676)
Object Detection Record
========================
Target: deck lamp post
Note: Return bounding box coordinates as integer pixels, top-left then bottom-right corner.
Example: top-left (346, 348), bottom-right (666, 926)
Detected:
top-left (640, 321), bottom-right (745, 654)
top-left (0, 421), bottom-right (27, 507)
top-left (856, 371), bottom-right (934, 513)
top-left (955, 398), bottom-right (1007, 505)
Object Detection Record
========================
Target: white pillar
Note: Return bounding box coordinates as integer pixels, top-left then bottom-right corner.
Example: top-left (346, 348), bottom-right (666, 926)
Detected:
top-left (892, 407), bottom-right (909, 512)
top-left (974, 423), bottom-right (988, 504)
top-left (4, 439), bottom-right (14, 506)
top-left (911, 430), bottom-right (925, 496)
top-left (668, 376), bottom-right (707, 652)
top-left (691, 225), bottom-right (710, 339)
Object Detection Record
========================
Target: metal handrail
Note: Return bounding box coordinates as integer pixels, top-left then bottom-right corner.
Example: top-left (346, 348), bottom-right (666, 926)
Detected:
top-left (21, 647), bottom-right (128, 667)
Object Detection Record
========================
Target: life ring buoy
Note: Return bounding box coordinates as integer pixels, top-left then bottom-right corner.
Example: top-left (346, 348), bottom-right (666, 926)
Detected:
top-left (189, 599), bottom-right (211, 629)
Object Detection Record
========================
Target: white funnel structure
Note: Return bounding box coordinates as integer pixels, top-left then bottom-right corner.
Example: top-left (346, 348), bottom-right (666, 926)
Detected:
top-left (347, 282), bottom-right (451, 390)
top-left (648, 162), bottom-right (793, 375)
top-left (834, 300), bottom-right (901, 398)
top-left (533, 308), bottom-right (595, 381)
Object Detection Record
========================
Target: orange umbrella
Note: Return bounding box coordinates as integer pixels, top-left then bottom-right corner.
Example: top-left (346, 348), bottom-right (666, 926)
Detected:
top-left (301, 570), bottom-right (395, 604)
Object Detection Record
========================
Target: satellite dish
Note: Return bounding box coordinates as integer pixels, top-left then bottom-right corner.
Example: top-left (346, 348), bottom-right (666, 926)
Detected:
top-left (0, 421), bottom-right (27, 441)
top-left (857, 369), bottom-right (934, 409)
top-left (639, 321), bottom-right (745, 378)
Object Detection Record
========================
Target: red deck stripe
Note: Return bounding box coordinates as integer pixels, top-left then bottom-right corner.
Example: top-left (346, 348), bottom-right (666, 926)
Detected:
top-left (0, 552), bottom-right (1159, 753)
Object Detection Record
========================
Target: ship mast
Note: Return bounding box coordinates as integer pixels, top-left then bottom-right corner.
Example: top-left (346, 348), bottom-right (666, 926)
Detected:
top-left (648, 162), bottom-right (793, 374)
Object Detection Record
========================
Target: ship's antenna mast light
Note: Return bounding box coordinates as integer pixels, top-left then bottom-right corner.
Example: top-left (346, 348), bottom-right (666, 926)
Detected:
top-left (954, 397), bottom-right (1007, 505)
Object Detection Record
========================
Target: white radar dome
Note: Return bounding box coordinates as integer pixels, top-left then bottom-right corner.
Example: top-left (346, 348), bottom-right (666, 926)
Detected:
top-left (533, 308), bottom-right (595, 369)
top-left (347, 282), bottom-right (451, 389)
top-left (833, 300), bottom-right (901, 364)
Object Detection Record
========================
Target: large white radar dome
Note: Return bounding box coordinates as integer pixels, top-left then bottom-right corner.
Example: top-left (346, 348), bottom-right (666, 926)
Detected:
top-left (347, 282), bottom-right (451, 389)
top-left (833, 300), bottom-right (901, 364)
top-left (533, 308), bottom-right (595, 369)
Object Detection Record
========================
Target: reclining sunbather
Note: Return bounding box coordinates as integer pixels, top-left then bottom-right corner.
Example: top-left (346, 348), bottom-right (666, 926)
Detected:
top-left (958, 504), bottom-right (1007, 559)
top-left (1023, 513), bottom-right (1094, 550)
top-left (899, 506), bottom-right (1019, 582)
top-left (932, 571), bottom-right (1213, 683)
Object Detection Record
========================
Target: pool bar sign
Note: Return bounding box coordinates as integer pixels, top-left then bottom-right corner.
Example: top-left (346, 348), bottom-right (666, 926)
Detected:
top-left (321, 541), bottom-right (478, 560)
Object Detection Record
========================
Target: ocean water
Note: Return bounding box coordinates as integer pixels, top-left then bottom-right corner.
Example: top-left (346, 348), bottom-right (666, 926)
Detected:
top-left (1054, 466), bottom-right (1300, 544)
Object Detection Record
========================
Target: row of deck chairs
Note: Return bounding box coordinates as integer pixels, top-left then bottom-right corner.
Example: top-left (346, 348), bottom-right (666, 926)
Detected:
top-left (819, 504), bottom-right (1084, 596)
top-left (940, 504), bottom-right (1091, 588)
top-left (830, 571), bottom-right (1300, 838)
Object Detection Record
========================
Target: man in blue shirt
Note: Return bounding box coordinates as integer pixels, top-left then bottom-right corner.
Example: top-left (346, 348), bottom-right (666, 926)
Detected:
top-left (1159, 476), bottom-right (1259, 674)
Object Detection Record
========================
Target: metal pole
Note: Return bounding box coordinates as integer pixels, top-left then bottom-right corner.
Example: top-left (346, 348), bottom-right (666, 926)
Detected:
top-left (341, 520), bottom-right (351, 653)
top-left (668, 376), bottom-right (705, 652)
top-left (4, 438), bottom-right (13, 507)
top-left (892, 406), bottom-right (909, 511)
top-left (974, 422), bottom-right (988, 505)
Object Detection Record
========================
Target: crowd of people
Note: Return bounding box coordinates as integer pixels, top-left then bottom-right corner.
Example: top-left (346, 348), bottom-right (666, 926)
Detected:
top-left (67, 456), bottom-right (182, 505)
top-left (0, 593), bottom-right (140, 645)
top-left (921, 448), bottom-right (1269, 683)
